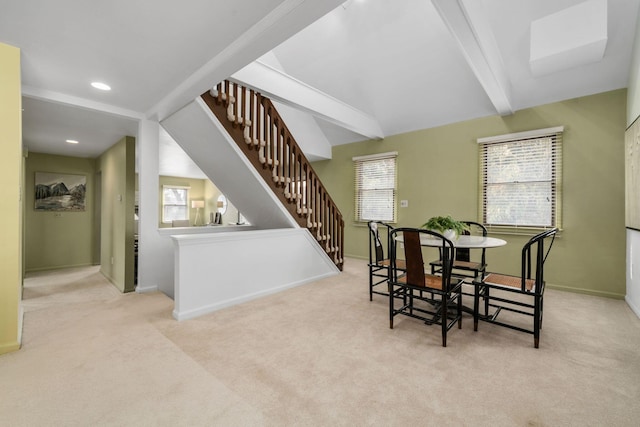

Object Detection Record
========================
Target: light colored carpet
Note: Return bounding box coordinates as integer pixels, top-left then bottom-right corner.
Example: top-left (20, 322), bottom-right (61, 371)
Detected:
top-left (1, 259), bottom-right (640, 426)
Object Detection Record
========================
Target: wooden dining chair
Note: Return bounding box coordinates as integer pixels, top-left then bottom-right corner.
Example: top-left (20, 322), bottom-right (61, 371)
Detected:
top-left (472, 228), bottom-right (558, 348)
top-left (388, 227), bottom-right (464, 347)
top-left (430, 220), bottom-right (488, 283)
top-left (367, 221), bottom-right (405, 301)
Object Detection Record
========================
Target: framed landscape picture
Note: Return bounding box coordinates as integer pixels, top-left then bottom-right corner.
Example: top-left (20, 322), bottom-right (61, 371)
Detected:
top-left (35, 172), bottom-right (86, 211)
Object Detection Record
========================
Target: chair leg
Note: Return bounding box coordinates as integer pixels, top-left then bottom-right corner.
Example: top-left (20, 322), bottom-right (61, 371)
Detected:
top-left (457, 291), bottom-right (462, 329)
top-left (441, 294), bottom-right (448, 347)
top-left (533, 294), bottom-right (541, 348)
top-left (484, 285), bottom-right (490, 317)
top-left (473, 283), bottom-right (480, 331)
top-left (369, 267), bottom-right (373, 301)
top-left (540, 294), bottom-right (545, 330)
top-left (388, 281), bottom-right (394, 329)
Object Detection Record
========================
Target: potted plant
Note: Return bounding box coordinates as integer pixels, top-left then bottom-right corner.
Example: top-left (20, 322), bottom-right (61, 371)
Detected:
top-left (421, 215), bottom-right (469, 240)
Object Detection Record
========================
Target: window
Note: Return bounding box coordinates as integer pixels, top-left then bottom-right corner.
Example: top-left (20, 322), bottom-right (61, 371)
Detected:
top-left (162, 185), bottom-right (190, 223)
top-left (353, 152), bottom-right (397, 222)
top-left (478, 127), bottom-right (562, 232)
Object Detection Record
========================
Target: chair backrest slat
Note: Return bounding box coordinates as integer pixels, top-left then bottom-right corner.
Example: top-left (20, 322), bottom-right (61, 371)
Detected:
top-left (404, 231), bottom-right (426, 287)
top-left (390, 228), bottom-right (456, 290)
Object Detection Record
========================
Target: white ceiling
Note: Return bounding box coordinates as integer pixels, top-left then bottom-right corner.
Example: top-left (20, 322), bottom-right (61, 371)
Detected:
top-left (2, 0), bottom-right (639, 178)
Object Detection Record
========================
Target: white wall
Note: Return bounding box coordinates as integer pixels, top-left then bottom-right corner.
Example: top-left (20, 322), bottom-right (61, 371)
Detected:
top-left (172, 228), bottom-right (338, 320)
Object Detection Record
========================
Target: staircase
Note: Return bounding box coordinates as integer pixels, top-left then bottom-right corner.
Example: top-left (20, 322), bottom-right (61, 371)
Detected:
top-left (200, 80), bottom-right (344, 271)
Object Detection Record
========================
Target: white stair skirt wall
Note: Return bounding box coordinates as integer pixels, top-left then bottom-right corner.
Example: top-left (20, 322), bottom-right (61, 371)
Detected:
top-left (151, 225), bottom-right (257, 298)
top-left (161, 97), bottom-right (296, 230)
top-left (172, 228), bottom-right (339, 320)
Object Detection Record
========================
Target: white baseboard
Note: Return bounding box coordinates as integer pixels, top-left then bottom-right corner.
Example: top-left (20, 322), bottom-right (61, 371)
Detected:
top-left (135, 284), bottom-right (159, 293)
top-left (173, 270), bottom-right (337, 321)
top-left (625, 295), bottom-right (640, 319)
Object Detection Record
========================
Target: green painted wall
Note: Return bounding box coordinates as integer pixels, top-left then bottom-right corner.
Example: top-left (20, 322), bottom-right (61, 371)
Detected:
top-left (24, 153), bottom-right (97, 271)
top-left (0, 42), bottom-right (22, 355)
top-left (97, 136), bottom-right (136, 292)
top-left (314, 89), bottom-right (627, 298)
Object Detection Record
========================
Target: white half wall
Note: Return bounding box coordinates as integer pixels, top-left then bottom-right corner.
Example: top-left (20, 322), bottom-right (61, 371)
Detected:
top-left (172, 228), bottom-right (339, 320)
top-left (145, 225), bottom-right (256, 298)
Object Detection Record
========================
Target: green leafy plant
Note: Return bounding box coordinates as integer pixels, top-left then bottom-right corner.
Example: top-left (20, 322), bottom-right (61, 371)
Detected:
top-left (421, 215), bottom-right (469, 237)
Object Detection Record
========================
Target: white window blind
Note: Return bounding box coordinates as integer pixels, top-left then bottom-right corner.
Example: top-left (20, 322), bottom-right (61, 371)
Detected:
top-left (478, 127), bottom-right (562, 231)
top-left (162, 185), bottom-right (190, 223)
top-left (353, 152), bottom-right (397, 222)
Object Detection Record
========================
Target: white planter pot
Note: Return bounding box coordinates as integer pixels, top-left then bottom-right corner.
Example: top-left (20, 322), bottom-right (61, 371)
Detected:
top-left (443, 229), bottom-right (457, 241)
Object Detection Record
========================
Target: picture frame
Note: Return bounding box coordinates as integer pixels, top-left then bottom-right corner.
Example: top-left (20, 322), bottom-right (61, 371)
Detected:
top-left (35, 172), bottom-right (87, 211)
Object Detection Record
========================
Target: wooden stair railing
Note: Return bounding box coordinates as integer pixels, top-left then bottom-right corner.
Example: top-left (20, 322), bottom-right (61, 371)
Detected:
top-left (200, 80), bottom-right (344, 271)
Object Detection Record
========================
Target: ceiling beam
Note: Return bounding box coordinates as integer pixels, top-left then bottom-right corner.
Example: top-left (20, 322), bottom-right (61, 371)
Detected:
top-left (22, 85), bottom-right (145, 120)
top-left (232, 60), bottom-right (385, 140)
top-left (431, 0), bottom-right (513, 116)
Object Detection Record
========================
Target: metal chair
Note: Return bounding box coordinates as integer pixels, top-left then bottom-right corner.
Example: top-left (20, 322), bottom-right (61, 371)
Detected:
top-left (367, 221), bottom-right (404, 301)
top-left (472, 228), bottom-right (558, 348)
top-left (389, 228), bottom-right (464, 347)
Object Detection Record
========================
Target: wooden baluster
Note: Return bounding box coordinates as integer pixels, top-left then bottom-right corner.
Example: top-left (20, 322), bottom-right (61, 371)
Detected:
top-left (273, 117), bottom-right (284, 178)
top-left (263, 106), bottom-right (271, 166)
top-left (272, 120), bottom-right (278, 180)
top-left (312, 174), bottom-right (317, 227)
top-left (282, 138), bottom-right (291, 200)
top-left (313, 176), bottom-right (317, 225)
top-left (234, 83), bottom-right (240, 125)
top-left (307, 171), bottom-right (313, 226)
top-left (271, 109), bottom-right (276, 168)
top-left (277, 132), bottom-right (282, 190)
top-left (260, 104), bottom-right (266, 164)
top-left (288, 146), bottom-right (296, 203)
top-left (293, 147), bottom-right (301, 202)
top-left (211, 82), bottom-right (220, 103)
top-left (297, 150), bottom-right (302, 206)
top-left (290, 147), bottom-right (299, 202)
top-left (241, 86), bottom-right (246, 127)
top-left (249, 89), bottom-right (255, 146)
top-left (285, 130), bottom-right (290, 189)
top-left (305, 165), bottom-right (310, 216)
top-left (277, 125), bottom-right (283, 185)
top-left (273, 119), bottom-right (280, 177)
top-left (317, 193), bottom-right (327, 241)
top-left (313, 174), bottom-right (317, 226)
top-left (298, 159), bottom-right (303, 211)
top-left (255, 93), bottom-right (261, 149)
top-left (327, 202), bottom-right (332, 250)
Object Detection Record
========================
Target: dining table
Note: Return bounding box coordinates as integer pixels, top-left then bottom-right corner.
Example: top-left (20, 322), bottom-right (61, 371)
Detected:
top-left (405, 234), bottom-right (507, 249)
top-left (394, 232), bottom-right (507, 316)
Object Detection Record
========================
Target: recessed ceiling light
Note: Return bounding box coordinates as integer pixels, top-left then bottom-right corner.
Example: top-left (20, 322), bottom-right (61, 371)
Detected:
top-left (66, 139), bottom-right (79, 144)
top-left (91, 82), bottom-right (111, 91)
